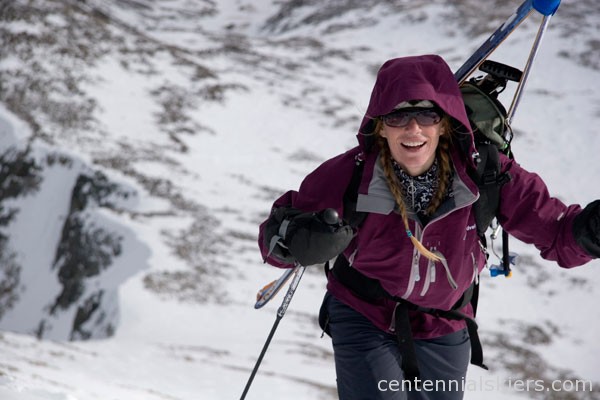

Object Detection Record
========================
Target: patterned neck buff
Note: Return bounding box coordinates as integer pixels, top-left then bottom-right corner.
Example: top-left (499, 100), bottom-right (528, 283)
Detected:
top-left (392, 158), bottom-right (453, 216)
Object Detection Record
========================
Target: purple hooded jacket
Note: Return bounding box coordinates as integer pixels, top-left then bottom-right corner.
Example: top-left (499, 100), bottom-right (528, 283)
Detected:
top-left (258, 55), bottom-right (592, 339)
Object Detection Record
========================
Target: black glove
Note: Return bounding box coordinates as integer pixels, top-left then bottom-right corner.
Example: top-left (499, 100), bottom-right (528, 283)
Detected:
top-left (573, 200), bottom-right (600, 258)
top-left (264, 207), bottom-right (353, 265)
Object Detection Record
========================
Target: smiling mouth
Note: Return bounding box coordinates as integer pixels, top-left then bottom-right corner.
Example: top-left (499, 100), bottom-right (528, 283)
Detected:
top-left (401, 141), bottom-right (426, 149)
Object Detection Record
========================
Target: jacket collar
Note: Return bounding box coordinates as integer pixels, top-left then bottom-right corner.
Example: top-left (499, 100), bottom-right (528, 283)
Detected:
top-left (356, 148), bottom-right (478, 218)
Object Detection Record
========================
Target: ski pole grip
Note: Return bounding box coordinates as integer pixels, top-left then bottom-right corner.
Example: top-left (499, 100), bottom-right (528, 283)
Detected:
top-left (533, 0), bottom-right (560, 16)
top-left (322, 208), bottom-right (340, 225)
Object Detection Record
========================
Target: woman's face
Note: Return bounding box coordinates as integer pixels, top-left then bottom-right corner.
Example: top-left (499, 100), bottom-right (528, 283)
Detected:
top-left (380, 113), bottom-right (443, 176)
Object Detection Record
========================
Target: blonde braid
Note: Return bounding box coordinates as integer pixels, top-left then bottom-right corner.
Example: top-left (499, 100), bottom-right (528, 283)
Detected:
top-left (376, 132), bottom-right (442, 262)
top-left (426, 117), bottom-right (453, 215)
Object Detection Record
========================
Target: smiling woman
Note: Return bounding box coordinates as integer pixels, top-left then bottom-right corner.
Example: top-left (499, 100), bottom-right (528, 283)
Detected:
top-left (257, 54), bottom-right (600, 400)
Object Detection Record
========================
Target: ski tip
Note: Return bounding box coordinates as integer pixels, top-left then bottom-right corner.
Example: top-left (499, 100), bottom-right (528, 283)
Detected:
top-left (254, 294), bottom-right (271, 309)
top-left (254, 296), bottom-right (271, 309)
top-left (532, 0), bottom-right (560, 16)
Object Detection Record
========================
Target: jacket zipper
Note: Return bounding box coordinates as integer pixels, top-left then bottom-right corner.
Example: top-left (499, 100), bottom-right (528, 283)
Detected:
top-left (389, 177), bottom-right (481, 331)
top-left (403, 189), bottom-right (480, 297)
top-left (471, 251), bottom-right (479, 284)
top-left (420, 255), bottom-right (436, 297)
top-left (402, 223), bottom-right (422, 298)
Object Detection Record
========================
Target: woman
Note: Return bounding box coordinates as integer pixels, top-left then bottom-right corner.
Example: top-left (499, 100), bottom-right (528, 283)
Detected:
top-left (258, 55), bottom-right (600, 399)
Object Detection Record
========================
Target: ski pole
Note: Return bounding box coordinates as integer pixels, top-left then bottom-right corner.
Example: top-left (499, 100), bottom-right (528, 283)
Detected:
top-left (240, 262), bottom-right (306, 400)
top-left (240, 208), bottom-right (341, 399)
top-left (506, 11), bottom-right (555, 123)
top-left (490, 1), bottom-right (559, 270)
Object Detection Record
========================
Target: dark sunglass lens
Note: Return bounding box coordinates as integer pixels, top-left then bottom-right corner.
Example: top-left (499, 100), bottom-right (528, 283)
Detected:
top-left (382, 114), bottom-right (409, 127)
top-left (415, 110), bottom-right (441, 126)
top-left (382, 109), bottom-right (442, 127)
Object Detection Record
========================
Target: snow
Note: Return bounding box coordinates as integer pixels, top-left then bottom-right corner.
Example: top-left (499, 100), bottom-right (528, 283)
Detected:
top-left (1, 0), bottom-right (599, 399)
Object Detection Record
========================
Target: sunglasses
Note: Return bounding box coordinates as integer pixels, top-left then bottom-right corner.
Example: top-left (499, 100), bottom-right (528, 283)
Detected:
top-left (380, 108), bottom-right (443, 127)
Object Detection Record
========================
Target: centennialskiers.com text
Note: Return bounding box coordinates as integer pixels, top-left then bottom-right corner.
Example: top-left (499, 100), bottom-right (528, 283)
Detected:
top-left (377, 376), bottom-right (594, 393)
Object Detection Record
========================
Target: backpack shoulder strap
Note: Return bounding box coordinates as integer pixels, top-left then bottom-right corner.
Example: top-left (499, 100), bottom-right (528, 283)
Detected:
top-left (343, 153), bottom-right (368, 229)
top-left (470, 142), bottom-right (512, 237)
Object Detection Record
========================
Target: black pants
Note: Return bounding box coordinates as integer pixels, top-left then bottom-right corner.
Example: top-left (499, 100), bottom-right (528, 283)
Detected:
top-left (325, 293), bottom-right (471, 400)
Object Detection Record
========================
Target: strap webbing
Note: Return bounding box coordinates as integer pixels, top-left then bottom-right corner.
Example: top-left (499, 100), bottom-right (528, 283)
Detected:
top-left (395, 303), bottom-right (421, 381)
top-left (330, 255), bottom-right (488, 377)
top-left (464, 317), bottom-right (487, 369)
top-left (343, 155), bottom-right (368, 228)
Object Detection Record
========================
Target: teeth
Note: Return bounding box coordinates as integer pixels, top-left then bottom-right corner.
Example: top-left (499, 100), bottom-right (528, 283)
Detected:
top-left (402, 142), bottom-right (425, 147)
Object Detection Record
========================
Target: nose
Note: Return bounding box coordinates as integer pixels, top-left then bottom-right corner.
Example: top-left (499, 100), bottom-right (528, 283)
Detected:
top-left (404, 117), bottom-right (421, 131)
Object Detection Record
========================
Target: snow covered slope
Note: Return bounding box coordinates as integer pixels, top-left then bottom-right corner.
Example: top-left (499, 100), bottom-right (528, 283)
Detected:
top-left (0, 0), bottom-right (599, 398)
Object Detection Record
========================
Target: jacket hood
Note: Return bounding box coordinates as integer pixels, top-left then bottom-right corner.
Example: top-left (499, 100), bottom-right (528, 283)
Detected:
top-left (357, 55), bottom-right (476, 163)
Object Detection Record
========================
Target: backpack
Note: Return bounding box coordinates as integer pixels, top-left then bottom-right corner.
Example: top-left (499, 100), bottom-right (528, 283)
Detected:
top-left (321, 60), bottom-right (521, 380)
top-left (460, 60), bottom-right (522, 276)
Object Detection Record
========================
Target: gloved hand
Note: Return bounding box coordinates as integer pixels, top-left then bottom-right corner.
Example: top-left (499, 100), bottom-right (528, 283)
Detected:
top-left (264, 207), bottom-right (353, 265)
top-left (573, 200), bottom-right (600, 258)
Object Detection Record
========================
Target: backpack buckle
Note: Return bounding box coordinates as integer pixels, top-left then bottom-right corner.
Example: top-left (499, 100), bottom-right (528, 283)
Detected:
top-left (481, 169), bottom-right (498, 186)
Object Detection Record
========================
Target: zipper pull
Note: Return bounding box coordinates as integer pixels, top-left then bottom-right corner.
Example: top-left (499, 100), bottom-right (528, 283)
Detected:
top-left (413, 252), bottom-right (421, 282)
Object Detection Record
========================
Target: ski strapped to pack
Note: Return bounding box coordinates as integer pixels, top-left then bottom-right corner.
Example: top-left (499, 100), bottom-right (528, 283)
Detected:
top-left (454, 0), bottom-right (561, 85)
